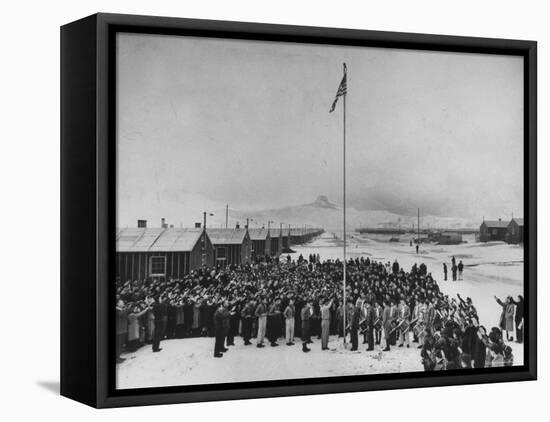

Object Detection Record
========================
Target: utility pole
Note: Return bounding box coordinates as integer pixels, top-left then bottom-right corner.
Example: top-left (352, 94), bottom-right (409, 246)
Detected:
top-left (342, 64), bottom-right (348, 344)
top-left (225, 204), bottom-right (228, 229)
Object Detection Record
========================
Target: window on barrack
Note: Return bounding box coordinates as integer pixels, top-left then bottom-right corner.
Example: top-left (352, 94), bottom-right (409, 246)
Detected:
top-left (150, 256), bottom-right (166, 276)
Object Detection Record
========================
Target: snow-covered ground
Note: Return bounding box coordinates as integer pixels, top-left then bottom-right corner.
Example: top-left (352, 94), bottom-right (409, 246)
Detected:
top-left (116, 232), bottom-right (524, 389)
top-left (117, 336), bottom-right (424, 389)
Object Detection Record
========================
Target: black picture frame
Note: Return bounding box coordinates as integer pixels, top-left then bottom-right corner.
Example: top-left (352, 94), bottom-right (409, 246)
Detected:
top-left (60, 12), bottom-right (537, 408)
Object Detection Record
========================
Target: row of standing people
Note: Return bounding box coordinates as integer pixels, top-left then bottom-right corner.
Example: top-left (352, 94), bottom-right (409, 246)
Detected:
top-left (443, 256), bottom-right (464, 281)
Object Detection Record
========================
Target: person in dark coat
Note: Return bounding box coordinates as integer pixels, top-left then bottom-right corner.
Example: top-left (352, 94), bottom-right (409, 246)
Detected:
top-left (472, 326), bottom-right (488, 368)
top-left (350, 300), bottom-right (361, 351)
top-left (373, 302), bottom-right (383, 345)
top-left (443, 263), bottom-right (448, 281)
top-left (311, 301), bottom-right (321, 339)
top-left (202, 300), bottom-right (216, 337)
top-left (151, 296), bottom-right (168, 353)
top-left (226, 301), bottom-right (239, 346)
top-left (450, 256), bottom-right (456, 281)
top-left (174, 303), bottom-right (186, 338)
top-left (213, 303), bottom-right (226, 358)
top-left (266, 299), bottom-right (281, 346)
top-left (166, 303), bottom-right (177, 339)
top-left (363, 301), bottom-right (376, 351)
top-left (420, 329), bottom-right (436, 371)
top-left (511, 295), bottom-right (524, 343)
top-left (240, 300), bottom-right (255, 345)
top-left (183, 299), bottom-right (194, 336)
top-left (392, 259), bottom-right (400, 275)
top-left (220, 300), bottom-right (230, 350)
top-left (457, 260), bottom-right (464, 280)
top-left (461, 318), bottom-right (478, 357)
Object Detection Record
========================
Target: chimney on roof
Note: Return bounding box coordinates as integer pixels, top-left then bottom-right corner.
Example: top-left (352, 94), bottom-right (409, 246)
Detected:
top-left (161, 217), bottom-right (168, 228)
top-left (137, 219), bottom-right (147, 228)
top-left (195, 222), bottom-right (201, 229)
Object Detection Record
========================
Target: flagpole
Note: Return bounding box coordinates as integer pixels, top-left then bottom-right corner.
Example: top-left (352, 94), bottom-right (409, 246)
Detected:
top-left (342, 63), bottom-right (347, 344)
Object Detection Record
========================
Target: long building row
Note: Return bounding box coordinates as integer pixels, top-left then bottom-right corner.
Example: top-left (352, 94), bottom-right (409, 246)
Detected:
top-left (116, 222), bottom-right (324, 282)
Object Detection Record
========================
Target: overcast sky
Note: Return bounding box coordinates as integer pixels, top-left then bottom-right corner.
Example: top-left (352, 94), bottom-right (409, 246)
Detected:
top-left (116, 32), bottom-right (523, 227)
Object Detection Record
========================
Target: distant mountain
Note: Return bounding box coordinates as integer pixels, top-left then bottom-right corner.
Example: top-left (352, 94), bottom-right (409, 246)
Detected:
top-left (232, 195), bottom-right (401, 231)
top-left (118, 190), bottom-right (477, 231)
top-left (309, 195), bottom-right (338, 210)
top-left (232, 195), bottom-right (477, 231)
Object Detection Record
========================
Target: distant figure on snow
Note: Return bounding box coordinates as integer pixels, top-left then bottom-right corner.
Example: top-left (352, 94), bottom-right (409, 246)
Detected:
top-left (451, 256), bottom-right (457, 281)
top-left (458, 260), bottom-right (464, 280)
top-left (443, 263), bottom-right (448, 281)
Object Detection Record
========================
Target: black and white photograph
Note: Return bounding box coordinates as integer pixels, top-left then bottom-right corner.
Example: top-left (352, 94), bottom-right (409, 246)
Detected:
top-left (114, 31), bottom-right (527, 390)
top-left (3, 0), bottom-right (550, 416)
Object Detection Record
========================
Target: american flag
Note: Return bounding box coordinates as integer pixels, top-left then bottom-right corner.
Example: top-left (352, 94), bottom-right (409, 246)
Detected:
top-left (329, 63), bottom-right (347, 113)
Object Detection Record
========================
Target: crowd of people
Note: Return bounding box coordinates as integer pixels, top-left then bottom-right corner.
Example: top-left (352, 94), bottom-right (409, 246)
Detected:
top-left (116, 253), bottom-right (521, 371)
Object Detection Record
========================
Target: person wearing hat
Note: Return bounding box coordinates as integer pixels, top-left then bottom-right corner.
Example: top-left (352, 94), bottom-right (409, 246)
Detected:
top-left (301, 301), bottom-right (312, 352)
